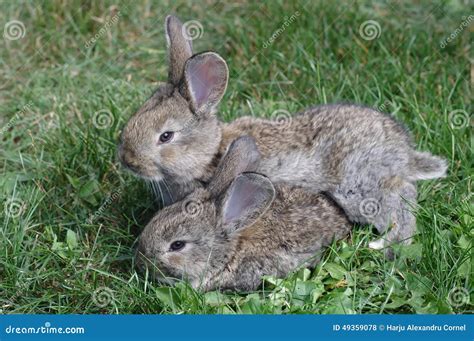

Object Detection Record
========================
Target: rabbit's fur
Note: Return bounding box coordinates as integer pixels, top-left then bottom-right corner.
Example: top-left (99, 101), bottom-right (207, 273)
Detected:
top-left (120, 15), bottom-right (447, 253)
top-left (136, 136), bottom-right (352, 292)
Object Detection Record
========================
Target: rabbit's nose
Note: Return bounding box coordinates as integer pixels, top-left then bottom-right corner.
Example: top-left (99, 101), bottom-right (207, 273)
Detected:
top-left (118, 147), bottom-right (140, 172)
top-left (134, 249), bottom-right (146, 272)
top-left (135, 241), bottom-right (154, 272)
top-left (117, 145), bottom-right (127, 164)
top-left (123, 159), bottom-right (140, 172)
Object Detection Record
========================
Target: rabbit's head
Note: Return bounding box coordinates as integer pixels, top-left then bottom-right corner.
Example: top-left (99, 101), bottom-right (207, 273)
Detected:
top-left (135, 187), bottom-right (221, 285)
top-left (135, 136), bottom-right (276, 288)
top-left (118, 15), bottom-right (228, 184)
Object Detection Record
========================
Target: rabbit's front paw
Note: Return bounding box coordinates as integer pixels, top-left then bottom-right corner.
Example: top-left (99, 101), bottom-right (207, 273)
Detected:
top-left (368, 238), bottom-right (386, 250)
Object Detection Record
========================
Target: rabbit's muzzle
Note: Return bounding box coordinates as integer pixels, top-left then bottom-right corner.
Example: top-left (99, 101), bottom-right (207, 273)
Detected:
top-left (118, 143), bottom-right (161, 179)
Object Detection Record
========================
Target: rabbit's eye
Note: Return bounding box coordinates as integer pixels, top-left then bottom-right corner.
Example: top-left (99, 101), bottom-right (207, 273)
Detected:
top-left (159, 131), bottom-right (174, 144)
top-left (169, 240), bottom-right (186, 252)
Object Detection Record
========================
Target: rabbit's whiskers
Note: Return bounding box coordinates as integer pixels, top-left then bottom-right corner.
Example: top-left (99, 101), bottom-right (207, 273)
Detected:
top-left (162, 179), bottom-right (175, 205)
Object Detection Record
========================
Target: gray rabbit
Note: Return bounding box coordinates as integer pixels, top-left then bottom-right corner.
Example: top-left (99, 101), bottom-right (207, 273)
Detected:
top-left (135, 136), bottom-right (352, 292)
top-left (119, 15), bottom-right (447, 253)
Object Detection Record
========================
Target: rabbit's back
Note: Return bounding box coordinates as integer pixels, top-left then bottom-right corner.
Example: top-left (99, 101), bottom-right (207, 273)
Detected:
top-left (223, 104), bottom-right (410, 151)
top-left (243, 186), bottom-right (351, 252)
top-left (221, 104), bottom-right (412, 191)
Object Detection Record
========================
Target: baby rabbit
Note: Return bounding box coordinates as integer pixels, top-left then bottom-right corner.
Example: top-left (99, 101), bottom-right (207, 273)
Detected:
top-left (119, 15), bottom-right (447, 253)
top-left (135, 136), bottom-right (352, 292)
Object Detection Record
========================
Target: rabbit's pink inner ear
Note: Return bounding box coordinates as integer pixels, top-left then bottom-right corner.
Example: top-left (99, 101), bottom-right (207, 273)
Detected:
top-left (188, 62), bottom-right (214, 106)
top-left (184, 52), bottom-right (228, 114)
top-left (221, 174), bottom-right (275, 234)
top-left (222, 177), bottom-right (260, 226)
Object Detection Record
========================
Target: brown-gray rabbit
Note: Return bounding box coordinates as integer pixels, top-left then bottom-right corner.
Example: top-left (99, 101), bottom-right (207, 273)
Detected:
top-left (135, 136), bottom-right (352, 292)
top-left (119, 15), bottom-right (447, 254)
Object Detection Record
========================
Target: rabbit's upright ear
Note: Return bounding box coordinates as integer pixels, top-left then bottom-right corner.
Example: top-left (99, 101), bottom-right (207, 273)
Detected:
top-left (183, 52), bottom-right (229, 114)
top-left (219, 173), bottom-right (275, 234)
top-left (165, 15), bottom-right (193, 86)
top-left (208, 136), bottom-right (261, 197)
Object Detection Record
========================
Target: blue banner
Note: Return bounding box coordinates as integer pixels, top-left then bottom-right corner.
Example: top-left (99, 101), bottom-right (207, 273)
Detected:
top-left (1, 314), bottom-right (472, 340)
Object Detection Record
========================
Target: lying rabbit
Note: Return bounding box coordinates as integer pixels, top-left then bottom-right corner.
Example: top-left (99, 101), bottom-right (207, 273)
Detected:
top-left (135, 136), bottom-right (352, 292)
top-left (119, 15), bottom-right (447, 253)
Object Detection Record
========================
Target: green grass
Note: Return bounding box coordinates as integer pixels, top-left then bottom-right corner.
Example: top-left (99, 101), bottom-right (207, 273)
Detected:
top-left (0, 0), bottom-right (472, 314)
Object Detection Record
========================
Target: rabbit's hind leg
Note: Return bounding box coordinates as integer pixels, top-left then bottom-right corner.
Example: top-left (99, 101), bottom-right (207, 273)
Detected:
top-left (331, 176), bottom-right (417, 257)
top-left (367, 179), bottom-right (417, 257)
